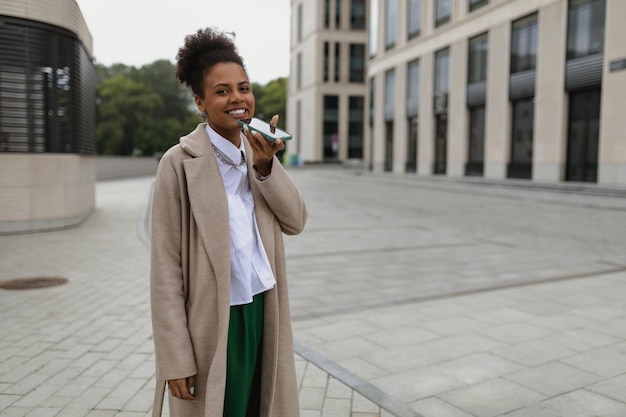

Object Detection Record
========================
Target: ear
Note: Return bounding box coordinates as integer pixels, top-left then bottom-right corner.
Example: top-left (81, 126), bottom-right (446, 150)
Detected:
top-left (193, 95), bottom-right (205, 114)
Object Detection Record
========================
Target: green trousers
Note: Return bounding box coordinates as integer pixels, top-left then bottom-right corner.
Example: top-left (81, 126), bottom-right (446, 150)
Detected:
top-left (223, 292), bottom-right (264, 417)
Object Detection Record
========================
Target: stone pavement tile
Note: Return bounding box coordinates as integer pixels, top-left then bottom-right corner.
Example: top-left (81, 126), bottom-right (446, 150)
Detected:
top-left (542, 330), bottom-right (619, 353)
top-left (333, 357), bottom-right (387, 381)
top-left (421, 316), bottom-right (491, 336)
top-left (587, 373), bottom-right (626, 403)
top-left (326, 378), bottom-right (352, 399)
top-left (371, 366), bottom-right (465, 403)
top-left (301, 336), bottom-right (382, 362)
top-left (365, 345), bottom-right (451, 373)
top-left (321, 397), bottom-right (351, 417)
top-left (592, 317), bottom-right (626, 339)
top-left (420, 334), bottom-right (507, 360)
top-left (408, 397), bottom-right (474, 417)
top-left (433, 353), bottom-right (523, 385)
top-left (300, 387), bottom-right (326, 410)
top-left (479, 322), bottom-right (551, 343)
top-left (364, 327), bottom-right (440, 348)
top-left (560, 346), bottom-right (626, 377)
top-left (491, 338), bottom-right (577, 367)
top-left (502, 390), bottom-right (626, 417)
top-left (531, 313), bottom-right (598, 332)
top-left (440, 378), bottom-right (546, 417)
top-left (468, 308), bottom-right (536, 325)
top-left (504, 362), bottom-right (602, 396)
top-left (352, 392), bottom-right (381, 414)
top-left (302, 319), bottom-right (381, 342)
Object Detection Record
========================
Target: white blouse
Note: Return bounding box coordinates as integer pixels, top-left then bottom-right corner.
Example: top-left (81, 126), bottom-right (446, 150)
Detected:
top-left (205, 124), bottom-right (276, 306)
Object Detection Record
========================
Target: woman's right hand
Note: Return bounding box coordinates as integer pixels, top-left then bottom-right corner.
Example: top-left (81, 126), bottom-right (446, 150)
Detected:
top-left (168, 375), bottom-right (196, 400)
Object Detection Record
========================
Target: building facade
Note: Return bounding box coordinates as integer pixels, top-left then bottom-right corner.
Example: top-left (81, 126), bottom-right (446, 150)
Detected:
top-left (367, 0), bottom-right (626, 185)
top-left (0, 0), bottom-right (96, 233)
top-left (289, 0), bottom-right (625, 185)
top-left (287, 0), bottom-right (369, 164)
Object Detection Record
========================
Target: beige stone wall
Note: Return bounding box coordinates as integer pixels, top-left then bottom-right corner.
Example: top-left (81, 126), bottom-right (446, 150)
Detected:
top-left (0, 154), bottom-right (96, 233)
top-left (598, 0), bottom-right (626, 185)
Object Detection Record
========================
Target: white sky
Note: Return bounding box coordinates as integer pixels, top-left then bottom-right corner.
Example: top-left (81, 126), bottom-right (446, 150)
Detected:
top-left (76, 0), bottom-right (292, 85)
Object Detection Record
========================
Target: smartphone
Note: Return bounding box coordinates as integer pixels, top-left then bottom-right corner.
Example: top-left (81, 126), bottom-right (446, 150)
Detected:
top-left (238, 118), bottom-right (292, 142)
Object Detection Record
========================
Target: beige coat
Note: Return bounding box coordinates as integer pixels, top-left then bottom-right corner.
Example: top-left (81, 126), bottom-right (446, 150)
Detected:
top-left (150, 123), bottom-right (307, 417)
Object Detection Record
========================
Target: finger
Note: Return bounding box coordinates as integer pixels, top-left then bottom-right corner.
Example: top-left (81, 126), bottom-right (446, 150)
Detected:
top-left (169, 379), bottom-right (195, 400)
top-left (168, 380), bottom-right (182, 399)
top-left (187, 376), bottom-right (196, 398)
top-left (270, 114), bottom-right (279, 127)
top-left (274, 139), bottom-right (285, 152)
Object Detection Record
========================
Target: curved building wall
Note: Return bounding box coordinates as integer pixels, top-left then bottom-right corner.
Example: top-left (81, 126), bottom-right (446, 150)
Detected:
top-left (0, 0), bottom-right (96, 234)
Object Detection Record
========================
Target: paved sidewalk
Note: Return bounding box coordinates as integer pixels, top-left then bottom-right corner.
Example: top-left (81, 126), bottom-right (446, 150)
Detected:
top-left (1, 168), bottom-right (626, 417)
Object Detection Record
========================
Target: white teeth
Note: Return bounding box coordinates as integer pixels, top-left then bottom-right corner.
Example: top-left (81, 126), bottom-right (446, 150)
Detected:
top-left (228, 109), bottom-right (245, 116)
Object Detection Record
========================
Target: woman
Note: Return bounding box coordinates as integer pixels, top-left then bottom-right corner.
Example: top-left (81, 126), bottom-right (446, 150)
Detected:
top-left (150, 27), bottom-right (307, 417)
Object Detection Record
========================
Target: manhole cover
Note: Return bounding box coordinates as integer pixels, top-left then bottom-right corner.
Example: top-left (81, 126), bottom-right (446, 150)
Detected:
top-left (0, 276), bottom-right (68, 290)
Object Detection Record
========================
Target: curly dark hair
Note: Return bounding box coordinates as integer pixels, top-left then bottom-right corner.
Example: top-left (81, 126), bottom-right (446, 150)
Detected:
top-left (175, 27), bottom-right (246, 97)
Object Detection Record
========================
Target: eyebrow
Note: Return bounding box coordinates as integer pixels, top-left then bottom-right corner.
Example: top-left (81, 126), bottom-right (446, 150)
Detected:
top-left (212, 81), bottom-right (250, 89)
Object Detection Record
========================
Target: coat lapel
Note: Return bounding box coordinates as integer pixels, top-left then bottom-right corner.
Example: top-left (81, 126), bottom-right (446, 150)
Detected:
top-left (182, 125), bottom-right (231, 289)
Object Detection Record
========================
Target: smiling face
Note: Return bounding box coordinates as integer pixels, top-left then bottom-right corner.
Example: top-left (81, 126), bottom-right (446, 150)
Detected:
top-left (194, 62), bottom-right (255, 146)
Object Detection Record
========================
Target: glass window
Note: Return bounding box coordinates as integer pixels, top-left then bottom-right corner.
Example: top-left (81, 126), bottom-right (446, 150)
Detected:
top-left (370, 0), bottom-right (379, 56)
top-left (351, 0), bottom-right (367, 30)
top-left (567, 0), bottom-right (606, 60)
top-left (350, 43), bottom-right (366, 83)
top-left (324, 0), bottom-right (331, 28)
top-left (323, 42), bottom-right (330, 82)
top-left (297, 4), bottom-right (303, 41)
top-left (434, 48), bottom-right (450, 94)
top-left (336, 0), bottom-right (342, 28)
top-left (435, 0), bottom-right (452, 27)
top-left (384, 69), bottom-right (396, 121)
top-left (369, 76), bottom-right (375, 127)
top-left (406, 59), bottom-right (420, 117)
top-left (408, 0), bottom-right (422, 39)
top-left (469, 0), bottom-right (488, 12)
top-left (510, 13), bottom-right (538, 73)
top-left (335, 43), bottom-right (341, 82)
top-left (509, 98), bottom-right (534, 179)
top-left (406, 116), bottom-right (418, 172)
top-left (467, 106), bottom-right (485, 176)
top-left (385, 0), bottom-right (398, 49)
top-left (468, 33), bottom-right (488, 84)
top-left (296, 53), bottom-right (302, 89)
top-left (348, 96), bottom-right (365, 158)
top-left (323, 95), bottom-right (339, 158)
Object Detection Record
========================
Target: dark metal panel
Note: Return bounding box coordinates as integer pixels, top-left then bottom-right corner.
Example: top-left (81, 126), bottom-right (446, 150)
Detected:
top-left (509, 69), bottom-right (536, 100)
top-left (0, 15), bottom-right (96, 154)
top-left (466, 80), bottom-right (486, 107)
top-left (565, 53), bottom-right (603, 91)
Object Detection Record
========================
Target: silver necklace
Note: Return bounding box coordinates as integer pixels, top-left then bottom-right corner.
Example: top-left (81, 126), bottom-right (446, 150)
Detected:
top-left (211, 143), bottom-right (245, 167)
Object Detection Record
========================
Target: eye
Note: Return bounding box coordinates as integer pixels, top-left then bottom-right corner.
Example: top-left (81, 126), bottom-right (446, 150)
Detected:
top-left (216, 89), bottom-right (229, 95)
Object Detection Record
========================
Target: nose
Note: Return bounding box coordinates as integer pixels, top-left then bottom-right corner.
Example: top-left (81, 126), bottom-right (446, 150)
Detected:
top-left (231, 90), bottom-right (244, 103)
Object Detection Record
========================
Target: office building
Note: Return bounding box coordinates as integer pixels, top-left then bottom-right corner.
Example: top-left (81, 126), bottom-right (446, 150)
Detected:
top-left (288, 0), bottom-right (369, 164)
top-left (291, 0), bottom-right (626, 186)
top-left (0, 0), bottom-right (96, 233)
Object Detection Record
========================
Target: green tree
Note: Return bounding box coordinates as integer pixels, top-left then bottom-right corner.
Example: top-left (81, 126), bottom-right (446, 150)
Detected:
top-left (96, 74), bottom-right (162, 155)
top-left (134, 60), bottom-right (193, 122)
top-left (94, 62), bottom-right (287, 156)
top-left (254, 77), bottom-right (287, 130)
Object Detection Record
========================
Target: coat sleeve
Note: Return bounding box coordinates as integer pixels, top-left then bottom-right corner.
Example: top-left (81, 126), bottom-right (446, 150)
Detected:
top-left (150, 154), bottom-right (198, 381)
top-left (254, 156), bottom-right (308, 235)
